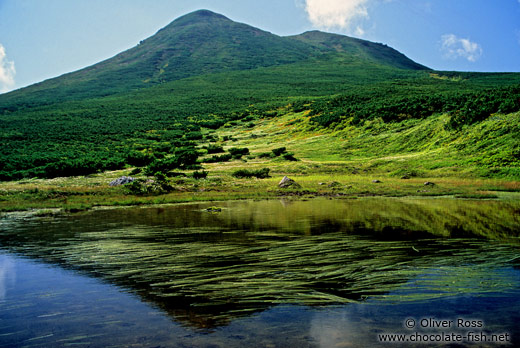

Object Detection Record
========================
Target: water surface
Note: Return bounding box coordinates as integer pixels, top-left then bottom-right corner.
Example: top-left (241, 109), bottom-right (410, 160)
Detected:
top-left (0, 197), bottom-right (519, 347)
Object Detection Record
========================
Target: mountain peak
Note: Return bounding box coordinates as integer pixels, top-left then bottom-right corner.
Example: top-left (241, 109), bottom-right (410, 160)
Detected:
top-left (0, 9), bottom-right (428, 106)
top-left (167, 9), bottom-right (231, 27)
top-left (190, 9), bottom-right (228, 18)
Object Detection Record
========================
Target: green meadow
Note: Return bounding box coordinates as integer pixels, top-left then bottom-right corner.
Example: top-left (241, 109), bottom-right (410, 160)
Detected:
top-left (1, 109), bottom-right (519, 213)
top-left (1, 10), bottom-right (519, 212)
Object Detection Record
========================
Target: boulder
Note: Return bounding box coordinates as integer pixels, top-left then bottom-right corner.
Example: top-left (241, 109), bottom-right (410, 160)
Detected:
top-left (109, 176), bottom-right (135, 186)
top-left (278, 176), bottom-right (300, 188)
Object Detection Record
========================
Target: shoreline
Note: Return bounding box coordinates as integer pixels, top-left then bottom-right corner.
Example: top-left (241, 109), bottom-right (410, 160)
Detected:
top-left (1, 177), bottom-right (519, 215)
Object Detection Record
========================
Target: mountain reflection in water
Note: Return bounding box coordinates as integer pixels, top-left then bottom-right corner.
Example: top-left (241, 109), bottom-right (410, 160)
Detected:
top-left (0, 197), bottom-right (519, 330)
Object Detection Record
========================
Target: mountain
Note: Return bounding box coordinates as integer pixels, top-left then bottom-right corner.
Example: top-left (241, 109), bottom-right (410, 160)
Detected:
top-left (0, 9), bottom-right (426, 111)
top-left (1, 10), bottom-right (519, 182)
top-left (289, 30), bottom-right (428, 70)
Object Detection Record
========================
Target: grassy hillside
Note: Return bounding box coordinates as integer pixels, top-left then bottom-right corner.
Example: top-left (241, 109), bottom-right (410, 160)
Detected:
top-left (289, 30), bottom-right (428, 70)
top-left (0, 10), bottom-right (317, 110)
top-left (0, 10), bottom-right (425, 112)
top-left (0, 10), bottom-right (519, 185)
top-left (1, 108), bottom-right (519, 212)
top-left (1, 56), bottom-right (519, 181)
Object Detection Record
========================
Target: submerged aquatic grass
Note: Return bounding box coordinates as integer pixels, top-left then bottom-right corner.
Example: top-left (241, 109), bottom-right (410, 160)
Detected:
top-left (0, 198), bottom-right (519, 328)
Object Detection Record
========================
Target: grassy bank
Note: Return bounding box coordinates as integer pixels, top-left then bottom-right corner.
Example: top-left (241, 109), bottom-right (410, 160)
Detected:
top-left (1, 111), bottom-right (519, 212)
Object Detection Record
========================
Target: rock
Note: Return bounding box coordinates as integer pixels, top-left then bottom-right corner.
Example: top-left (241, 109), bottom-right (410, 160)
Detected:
top-left (278, 176), bottom-right (300, 188)
top-left (424, 181), bottom-right (435, 186)
top-left (109, 176), bottom-right (135, 186)
top-left (372, 180), bottom-right (382, 183)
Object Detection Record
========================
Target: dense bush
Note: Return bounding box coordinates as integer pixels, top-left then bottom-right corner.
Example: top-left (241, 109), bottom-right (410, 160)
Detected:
top-left (282, 152), bottom-right (298, 161)
top-left (184, 131), bottom-right (203, 141)
top-left (306, 86), bottom-right (520, 129)
top-left (144, 147), bottom-right (199, 175)
top-left (126, 151), bottom-right (155, 167)
top-left (228, 147), bottom-right (250, 159)
top-left (125, 172), bottom-right (173, 195)
top-left (204, 144), bottom-right (225, 154)
top-left (271, 147), bottom-right (287, 156)
top-left (257, 152), bottom-right (272, 158)
top-left (192, 170), bottom-right (208, 179)
top-left (232, 168), bottom-right (270, 179)
top-left (202, 154), bottom-right (232, 163)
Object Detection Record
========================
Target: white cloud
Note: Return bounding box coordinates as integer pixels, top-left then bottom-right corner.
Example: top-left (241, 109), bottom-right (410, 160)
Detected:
top-left (355, 26), bottom-right (365, 36)
top-left (304, 0), bottom-right (370, 33)
top-left (0, 44), bottom-right (16, 93)
top-left (441, 34), bottom-right (482, 62)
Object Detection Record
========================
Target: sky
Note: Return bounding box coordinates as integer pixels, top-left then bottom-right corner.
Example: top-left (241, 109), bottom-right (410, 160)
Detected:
top-left (1, 0), bottom-right (520, 93)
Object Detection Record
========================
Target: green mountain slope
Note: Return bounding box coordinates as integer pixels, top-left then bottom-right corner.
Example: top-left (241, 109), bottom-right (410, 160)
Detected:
top-left (0, 10), bottom-right (519, 182)
top-left (289, 30), bottom-right (428, 71)
top-left (0, 10), bottom-right (426, 112)
top-left (0, 10), bottom-right (308, 109)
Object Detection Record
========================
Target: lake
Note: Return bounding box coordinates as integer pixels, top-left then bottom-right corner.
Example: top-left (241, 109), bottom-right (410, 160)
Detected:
top-left (0, 197), bottom-right (519, 347)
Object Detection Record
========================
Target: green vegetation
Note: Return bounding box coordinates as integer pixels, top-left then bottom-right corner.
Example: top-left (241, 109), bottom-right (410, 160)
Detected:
top-left (304, 85), bottom-right (520, 129)
top-left (204, 144), bottom-right (225, 154)
top-left (143, 147), bottom-right (200, 176)
top-left (271, 147), bottom-right (287, 156)
top-left (192, 170), bottom-right (209, 179)
top-left (0, 10), bottom-right (519, 210)
top-left (202, 154), bottom-right (233, 163)
top-left (232, 168), bottom-right (271, 179)
top-left (228, 147), bottom-right (250, 159)
top-left (1, 198), bottom-right (518, 328)
top-left (2, 64), bottom-right (518, 181)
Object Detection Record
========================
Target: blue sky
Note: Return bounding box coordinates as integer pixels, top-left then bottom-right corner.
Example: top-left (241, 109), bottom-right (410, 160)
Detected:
top-left (1, 0), bottom-right (519, 93)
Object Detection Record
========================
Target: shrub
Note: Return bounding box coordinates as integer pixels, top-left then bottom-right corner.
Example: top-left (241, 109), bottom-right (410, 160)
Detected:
top-left (258, 152), bottom-right (272, 158)
top-left (202, 154), bottom-right (232, 163)
top-left (124, 174), bottom-right (173, 195)
top-left (228, 147), bottom-right (250, 157)
top-left (129, 167), bottom-right (142, 175)
top-left (228, 147), bottom-right (250, 159)
top-left (232, 168), bottom-right (270, 179)
top-left (126, 151), bottom-right (155, 167)
top-left (205, 144), bottom-right (224, 154)
top-left (271, 147), bottom-right (287, 157)
top-left (282, 152), bottom-right (298, 161)
top-left (193, 170), bottom-right (208, 179)
top-left (144, 147), bottom-right (199, 175)
top-left (184, 131), bottom-right (203, 140)
top-left (203, 134), bottom-right (218, 142)
top-left (144, 158), bottom-right (175, 176)
top-left (126, 180), bottom-right (147, 195)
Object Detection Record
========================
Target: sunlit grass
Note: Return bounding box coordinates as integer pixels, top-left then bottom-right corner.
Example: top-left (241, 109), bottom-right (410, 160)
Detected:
top-left (1, 111), bottom-right (519, 212)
